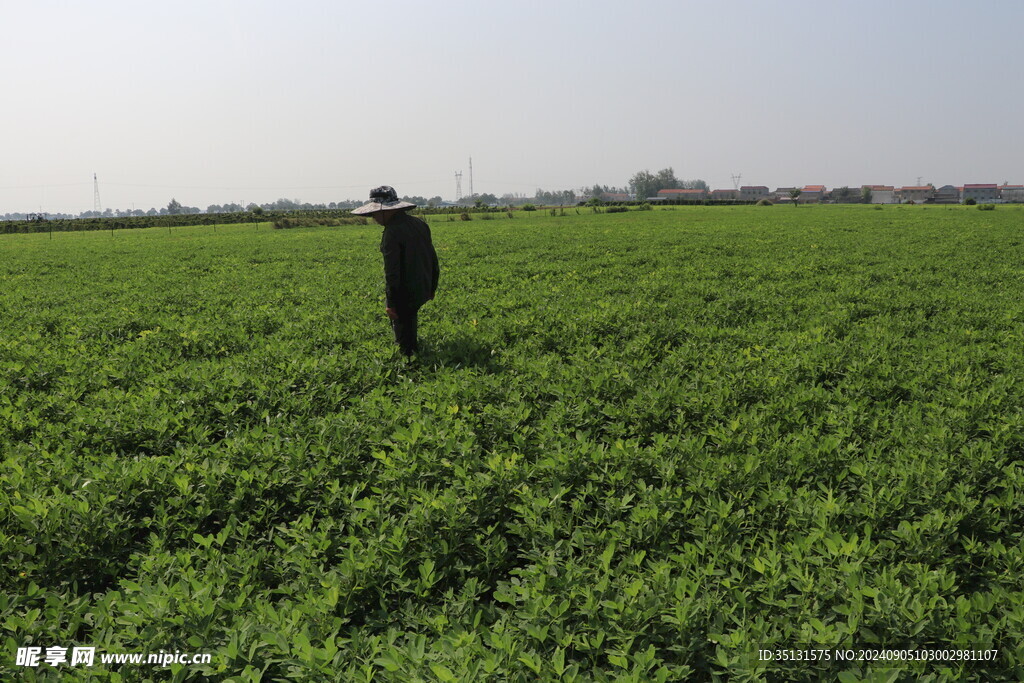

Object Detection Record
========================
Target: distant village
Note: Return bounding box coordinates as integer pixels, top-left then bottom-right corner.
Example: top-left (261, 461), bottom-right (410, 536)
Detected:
top-left (611, 183), bottom-right (1023, 205)
top-left (4, 182), bottom-right (1021, 223)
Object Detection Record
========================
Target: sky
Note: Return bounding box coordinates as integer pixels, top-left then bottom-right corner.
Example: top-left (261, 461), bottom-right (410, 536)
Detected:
top-left (1, 0), bottom-right (1021, 214)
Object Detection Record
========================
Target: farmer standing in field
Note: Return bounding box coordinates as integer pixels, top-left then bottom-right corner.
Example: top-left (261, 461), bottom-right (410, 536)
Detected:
top-left (353, 186), bottom-right (440, 357)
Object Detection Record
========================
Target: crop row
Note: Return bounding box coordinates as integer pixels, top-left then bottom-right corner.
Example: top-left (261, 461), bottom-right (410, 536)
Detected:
top-left (2, 207), bottom-right (1023, 680)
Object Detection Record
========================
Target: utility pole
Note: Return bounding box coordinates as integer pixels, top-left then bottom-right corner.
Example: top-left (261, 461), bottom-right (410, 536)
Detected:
top-left (468, 157), bottom-right (474, 199)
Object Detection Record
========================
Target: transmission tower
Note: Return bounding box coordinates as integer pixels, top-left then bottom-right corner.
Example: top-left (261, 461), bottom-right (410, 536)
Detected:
top-left (455, 172), bottom-right (463, 202)
top-left (731, 173), bottom-right (742, 190)
top-left (468, 157), bottom-right (474, 198)
top-left (93, 173), bottom-right (102, 213)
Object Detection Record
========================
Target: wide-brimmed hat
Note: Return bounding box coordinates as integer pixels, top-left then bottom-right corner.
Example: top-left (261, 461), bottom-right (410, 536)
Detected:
top-left (351, 186), bottom-right (417, 215)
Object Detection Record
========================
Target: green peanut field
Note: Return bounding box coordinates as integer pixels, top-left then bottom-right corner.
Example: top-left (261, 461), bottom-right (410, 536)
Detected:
top-left (3, 204), bottom-right (1024, 681)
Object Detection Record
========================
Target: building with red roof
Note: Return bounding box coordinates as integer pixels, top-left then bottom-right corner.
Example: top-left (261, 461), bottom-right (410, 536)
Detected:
top-left (1001, 185), bottom-right (1024, 203)
top-left (656, 188), bottom-right (707, 201)
top-left (962, 184), bottom-right (999, 202)
top-left (800, 185), bottom-right (827, 203)
top-left (896, 186), bottom-right (935, 203)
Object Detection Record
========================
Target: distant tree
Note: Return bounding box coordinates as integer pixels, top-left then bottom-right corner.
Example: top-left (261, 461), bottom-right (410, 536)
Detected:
top-left (533, 188), bottom-right (575, 206)
top-left (271, 198), bottom-right (299, 211)
top-left (837, 186), bottom-right (850, 201)
top-left (861, 186), bottom-right (873, 203)
top-left (629, 168), bottom-right (699, 199)
top-left (655, 167), bottom-right (680, 191)
top-left (167, 198), bottom-right (183, 215)
top-left (789, 188), bottom-right (802, 206)
top-left (628, 170), bottom-right (658, 200)
top-left (477, 193), bottom-right (498, 206)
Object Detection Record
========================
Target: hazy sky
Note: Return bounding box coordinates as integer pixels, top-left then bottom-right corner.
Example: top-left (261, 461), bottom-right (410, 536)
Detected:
top-left (2, 0), bottom-right (1021, 213)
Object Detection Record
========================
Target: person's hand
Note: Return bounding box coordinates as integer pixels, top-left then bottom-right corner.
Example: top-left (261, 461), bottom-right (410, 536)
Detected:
top-left (385, 307), bottom-right (398, 320)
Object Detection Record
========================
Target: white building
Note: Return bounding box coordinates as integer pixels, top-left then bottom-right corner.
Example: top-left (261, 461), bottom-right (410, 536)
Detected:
top-left (739, 186), bottom-right (770, 201)
top-left (1001, 185), bottom-right (1024, 203)
top-left (864, 185), bottom-right (897, 204)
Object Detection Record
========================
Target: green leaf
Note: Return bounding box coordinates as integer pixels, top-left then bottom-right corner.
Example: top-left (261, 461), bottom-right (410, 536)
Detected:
top-left (375, 656), bottom-right (401, 672)
top-left (430, 664), bottom-right (456, 681)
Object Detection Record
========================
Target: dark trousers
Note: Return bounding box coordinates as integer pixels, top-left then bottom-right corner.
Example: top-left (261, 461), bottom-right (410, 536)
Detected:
top-left (390, 304), bottom-right (419, 356)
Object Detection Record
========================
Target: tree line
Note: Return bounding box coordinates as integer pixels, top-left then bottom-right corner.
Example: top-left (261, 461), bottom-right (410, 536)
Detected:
top-left (2, 167), bottom-right (708, 223)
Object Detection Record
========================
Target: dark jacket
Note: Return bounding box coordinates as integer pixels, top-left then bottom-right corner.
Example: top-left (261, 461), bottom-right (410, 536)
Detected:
top-left (380, 212), bottom-right (440, 310)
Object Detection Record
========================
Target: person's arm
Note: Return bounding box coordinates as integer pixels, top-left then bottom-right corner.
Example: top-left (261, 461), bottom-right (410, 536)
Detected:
top-left (424, 221), bottom-right (439, 299)
top-left (381, 227), bottom-right (402, 311)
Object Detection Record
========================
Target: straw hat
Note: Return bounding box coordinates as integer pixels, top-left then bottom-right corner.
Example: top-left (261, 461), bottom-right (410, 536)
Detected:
top-left (351, 186), bottom-right (417, 215)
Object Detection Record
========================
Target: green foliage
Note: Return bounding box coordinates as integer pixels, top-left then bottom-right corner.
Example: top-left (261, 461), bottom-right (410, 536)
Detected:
top-left (1, 209), bottom-right (366, 235)
top-left (978, 203), bottom-right (996, 211)
top-left (2, 206), bottom-right (1024, 680)
top-left (629, 168), bottom-right (706, 200)
top-left (756, 199), bottom-right (774, 206)
top-left (273, 216), bottom-right (366, 229)
top-left (964, 198), bottom-right (978, 206)
top-left (460, 213), bottom-right (472, 221)
top-left (521, 204), bottom-right (537, 212)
